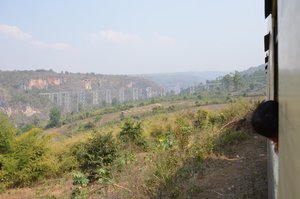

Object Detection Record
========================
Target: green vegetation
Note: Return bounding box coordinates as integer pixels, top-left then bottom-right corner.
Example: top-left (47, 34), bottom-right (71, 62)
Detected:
top-left (0, 126), bottom-right (53, 190)
top-left (119, 119), bottom-right (147, 149)
top-left (71, 171), bottom-right (89, 199)
top-left (46, 107), bottom-right (61, 128)
top-left (73, 133), bottom-right (117, 181)
top-left (0, 96), bottom-right (262, 197)
top-left (0, 114), bottom-right (15, 154)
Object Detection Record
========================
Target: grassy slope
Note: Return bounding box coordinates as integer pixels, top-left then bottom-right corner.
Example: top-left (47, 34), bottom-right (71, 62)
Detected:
top-left (1, 98), bottom-right (267, 199)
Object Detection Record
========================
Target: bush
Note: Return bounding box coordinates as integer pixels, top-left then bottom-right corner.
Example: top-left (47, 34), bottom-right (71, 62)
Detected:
top-left (0, 114), bottom-right (15, 154)
top-left (19, 123), bottom-right (35, 134)
top-left (213, 129), bottom-right (249, 152)
top-left (46, 107), bottom-right (61, 128)
top-left (119, 119), bottom-right (147, 149)
top-left (71, 171), bottom-right (89, 199)
top-left (195, 101), bottom-right (201, 107)
top-left (208, 112), bottom-right (226, 125)
top-left (152, 105), bottom-right (165, 114)
top-left (221, 100), bottom-right (252, 123)
top-left (157, 132), bottom-right (176, 151)
top-left (166, 105), bottom-right (176, 112)
top-left (93, 115), bottom-right (102, 123)
top-left (74, 133), bottom-right (117, 181)
top-left (193, 109), bottom-right (209, 129)
top-left (0, 128), bottom-right (53, 189)
top-left (150, 125), bottom-right (165, 139)
top-left (77, 122), bottom-right (95, 131)
top-left (174, 117), bottom-right (193, 151)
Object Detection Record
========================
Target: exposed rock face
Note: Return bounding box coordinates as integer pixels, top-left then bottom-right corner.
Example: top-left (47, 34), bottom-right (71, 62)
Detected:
top-left (127, 82), bottom-right (133, 88)
top-left (0, 106), bottom-right (40, 118)
top-left (28, 78), bottom-right (62, 89)
top-left (47, 78), bottom-right (62, 86)
top-left (83, 79), bottom-right (92, 90)
top-left (23, 106), bottom-right (40, 117)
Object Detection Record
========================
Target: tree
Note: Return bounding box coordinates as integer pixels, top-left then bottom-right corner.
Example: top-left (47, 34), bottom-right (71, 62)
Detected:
top-left (222, 74), bottom-right (233, 91)
top-left (47, 107), bottom-right (61, 128)
top-left (233, 71), bottom-right (243, 91)
top-left (111, 97), bottom-right (118, 106)
top-left (0, 114), bottom-right (15, 154)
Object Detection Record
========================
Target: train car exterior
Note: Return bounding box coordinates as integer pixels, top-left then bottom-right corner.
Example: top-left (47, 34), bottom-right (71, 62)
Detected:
top-left (265, 0), bottom-right (300, 198)
top-left (265, 0), bottom-right (278, 198)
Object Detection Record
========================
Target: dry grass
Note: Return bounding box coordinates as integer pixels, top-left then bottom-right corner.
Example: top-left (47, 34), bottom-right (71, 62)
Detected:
top-left (1, 98), bottom-right (267, 199)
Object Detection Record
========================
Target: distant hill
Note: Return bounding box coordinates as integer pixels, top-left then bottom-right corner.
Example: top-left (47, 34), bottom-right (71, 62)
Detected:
top-left (0, 65), bottom-right (265, 125)
top-left (139, 71), bottom-right (228, 91)
top-left (240, 64), bottom-right (265, 76)
top-left (139, 65), bottom-right (265, 91)
top-left (0, 70), bottom-right (160, 125)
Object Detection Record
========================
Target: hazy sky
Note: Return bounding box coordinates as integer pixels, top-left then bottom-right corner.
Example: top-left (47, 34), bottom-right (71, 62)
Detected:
top-left (0, 0), bottom-right (266, 74)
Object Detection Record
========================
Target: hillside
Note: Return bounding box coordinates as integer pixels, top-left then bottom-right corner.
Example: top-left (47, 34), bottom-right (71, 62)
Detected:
top-left (0, 65), bottom-right (266, 126)
top-left (0, 97), bottom-right (267, 198)
top-left (140, 65), bottom-right (265, 93)
top-left (140, 71), bottom-right (228, 91)
top-left (240, 64), bottom-right (265, 76)
top-left (0, 70), bottom-right (161, 125)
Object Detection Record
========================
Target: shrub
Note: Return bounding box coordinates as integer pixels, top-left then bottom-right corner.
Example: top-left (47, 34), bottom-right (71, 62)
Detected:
top-left (0, 128), bottom-right (53, 189)
top-left (71, 171), bottom-right (89, 199)
top-left (120, 112), bottom-right (125, 120)
top-left (19, 123), bottom-right (35, 134)
top-left (157, 132), bottom-right (176, 151)
top-left (208, 112), bottom-right (226, 125)
top-left (195, 101), bottom-right (201, 107)
top-left (74, 133), bottom-right (117, 181)
top-left (93, 115), bottom-right (102, 123)
top-left (150, 125), bottom-right (165, 139)
top-left (97, 168), bottom-right (113, 185)
top-left (46, 107), bottom-right (61, 128)
top-left (213, 129), bottom-right (249, 152)
top-left (166, 105), bottom-right (176, 112)
top-left (152, 105), bottom-right (164, 114)
top-left (0, 114), bottom-right (15, 154)
top-left (53, 147), bottom-right (78, 174)
top-left (221, 100), bottom-right (252, 123)
top-left (72, 171), bottom-right (89, 187)
top-left (138, 102), bottom-right (145, 107)
top-left (77, 122), bottom-right (95, 131)
top-left (193, 109), bottom-right (209, 129)
top-left (174, 117), bottom-right (193, 151)
top-left (119, 119), bottom-right (147, 149)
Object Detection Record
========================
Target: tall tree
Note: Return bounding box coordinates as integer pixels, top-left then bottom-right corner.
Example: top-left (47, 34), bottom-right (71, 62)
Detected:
top-left (222, 74), bottom-right (233, 91)
top-left (47, 107), bottom-right (61, 128)
top-left (0, 114), bottom-right (15, 154)
top-left (233, 71), bottom-right (243, 91)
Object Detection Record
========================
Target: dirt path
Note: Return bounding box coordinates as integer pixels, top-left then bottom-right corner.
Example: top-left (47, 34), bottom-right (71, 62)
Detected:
top-left (194, 134), bottom-right (268, 199)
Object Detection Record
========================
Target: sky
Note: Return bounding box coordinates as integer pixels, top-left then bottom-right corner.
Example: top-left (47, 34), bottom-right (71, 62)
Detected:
top-left (0, 0), bottom-right (267, 74)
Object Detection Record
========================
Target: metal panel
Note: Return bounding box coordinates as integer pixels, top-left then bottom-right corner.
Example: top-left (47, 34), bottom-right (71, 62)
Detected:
top-left (278, 0), bottom-right (300, 198)
top-left (265, 33), bottom-right (271, 52)
top-left (265, 1), bottom-right (278, 198)
top-left (268, 141), bottom-right (279, 199)
top-left (265, 0), bottom-right (273, 18)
